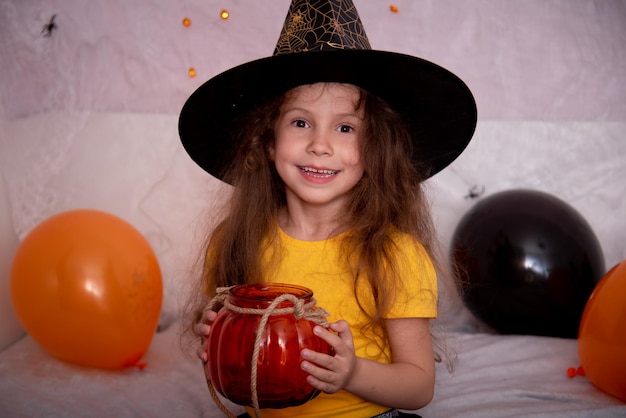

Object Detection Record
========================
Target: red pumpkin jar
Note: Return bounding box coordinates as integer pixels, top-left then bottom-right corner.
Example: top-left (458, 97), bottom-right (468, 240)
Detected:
top-left (205, 283), bottom-right (332, 410)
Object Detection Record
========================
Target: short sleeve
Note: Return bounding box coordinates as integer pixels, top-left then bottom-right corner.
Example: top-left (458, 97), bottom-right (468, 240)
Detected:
top-left (384, 233), bottom-right (438, 319)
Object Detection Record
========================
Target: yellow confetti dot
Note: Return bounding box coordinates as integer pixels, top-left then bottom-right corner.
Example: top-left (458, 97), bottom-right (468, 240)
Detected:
top-left (390, 5), bottom-right (399, 13)
top-left (188, 67), bottom-right (196, 78)
top-left (220, 9), bottom-right (229, 20)
top-left (182, 17), bottom-right (191, 27)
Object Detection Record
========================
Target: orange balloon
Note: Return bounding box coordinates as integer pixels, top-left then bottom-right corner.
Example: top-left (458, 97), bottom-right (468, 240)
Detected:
top-left (10, 209), bottom-right (162, 369)
top-left (578, 259), bottom-right (626, 402)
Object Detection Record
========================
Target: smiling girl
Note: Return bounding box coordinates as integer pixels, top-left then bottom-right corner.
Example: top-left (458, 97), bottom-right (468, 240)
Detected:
top-left (179, 1), bottom-right (476, 417)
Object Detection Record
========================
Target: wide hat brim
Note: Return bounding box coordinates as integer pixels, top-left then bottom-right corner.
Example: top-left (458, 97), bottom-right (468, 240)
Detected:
top-left (179, 49), bottom-right (477, 182)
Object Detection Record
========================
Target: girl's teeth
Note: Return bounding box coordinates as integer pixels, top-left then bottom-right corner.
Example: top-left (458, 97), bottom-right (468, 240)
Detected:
top-left (301, 167), bottom-right (337, 175)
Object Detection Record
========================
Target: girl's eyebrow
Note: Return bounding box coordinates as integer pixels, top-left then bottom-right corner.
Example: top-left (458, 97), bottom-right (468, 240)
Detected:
top-left (339, 112), bottom-right (363, 120)
top-left (281, 106), bottom-right (310, 115)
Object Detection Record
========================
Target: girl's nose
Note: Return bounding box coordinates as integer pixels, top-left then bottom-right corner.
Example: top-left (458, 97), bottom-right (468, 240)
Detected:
top-left (306, 130), bottom-right (333, 156)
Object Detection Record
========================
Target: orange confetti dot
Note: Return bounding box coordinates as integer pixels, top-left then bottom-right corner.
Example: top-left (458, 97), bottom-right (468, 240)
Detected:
top-left (188, 67), bottom-right (196, 78)
top-left (390, 5), bottom-right (399, 13)
top-left (220, 9), bottom-right (229, 20)
top-left (182, 17), bottom-right (191, 27)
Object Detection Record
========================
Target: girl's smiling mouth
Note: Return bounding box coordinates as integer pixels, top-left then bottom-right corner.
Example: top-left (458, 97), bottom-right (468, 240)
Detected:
top-left (299, 166), bottom-right (339, 178)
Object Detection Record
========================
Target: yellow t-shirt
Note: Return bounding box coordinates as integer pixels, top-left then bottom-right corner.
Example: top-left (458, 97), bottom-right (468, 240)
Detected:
top-left (243, 227), bottom-right (437, 418)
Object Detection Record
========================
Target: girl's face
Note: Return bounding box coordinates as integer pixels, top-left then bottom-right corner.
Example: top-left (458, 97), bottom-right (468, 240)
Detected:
top-left (271, 83), bottom-right (365, 211)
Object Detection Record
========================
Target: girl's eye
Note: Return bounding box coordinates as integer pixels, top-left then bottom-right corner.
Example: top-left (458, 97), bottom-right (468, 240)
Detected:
top-left (293, 119), bottom-right (309, 128)
top-left (338, 125), bottom-right (354, 133)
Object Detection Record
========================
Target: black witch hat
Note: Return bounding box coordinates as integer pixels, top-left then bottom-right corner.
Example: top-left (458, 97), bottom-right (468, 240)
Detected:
top-left (179, 0), bottom-right (477, 181)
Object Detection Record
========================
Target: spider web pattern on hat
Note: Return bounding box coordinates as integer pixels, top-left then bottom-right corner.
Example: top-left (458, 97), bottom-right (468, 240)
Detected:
top-left (274, 0), bottom-right (371, 54)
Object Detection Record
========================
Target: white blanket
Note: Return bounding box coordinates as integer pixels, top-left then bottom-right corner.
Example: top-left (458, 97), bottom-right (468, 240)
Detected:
top-left (1, 321), bottom-right (624, 417)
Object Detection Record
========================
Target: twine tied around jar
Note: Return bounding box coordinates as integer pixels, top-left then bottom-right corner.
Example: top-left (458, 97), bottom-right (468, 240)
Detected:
top-left (203, 286), bottom-right (330, 418)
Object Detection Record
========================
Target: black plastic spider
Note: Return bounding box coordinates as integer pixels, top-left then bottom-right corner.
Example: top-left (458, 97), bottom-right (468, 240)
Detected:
top-left (41, 14), bottom-right (57, 37)
top-left (465, 185), bottom-right (485, 199)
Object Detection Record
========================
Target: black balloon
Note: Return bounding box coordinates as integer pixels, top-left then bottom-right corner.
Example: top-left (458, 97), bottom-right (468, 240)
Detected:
top-left (451, 189), bottom-right (605, 338)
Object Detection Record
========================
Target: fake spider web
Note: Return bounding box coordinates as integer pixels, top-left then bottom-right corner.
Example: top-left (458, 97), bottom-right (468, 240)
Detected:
top-left (273, 0), bottom-right (371, 54)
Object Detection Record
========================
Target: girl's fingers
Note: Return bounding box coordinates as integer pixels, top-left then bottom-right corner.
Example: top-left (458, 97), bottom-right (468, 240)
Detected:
top-left (202, 309), bottom-right (218, 322)
top-left (195, 309), bottom-right (220, 361)
top-left (194, 309), bottom-right (219, 336)
top-left (193, 322), bottom-right (211, 337)
top-left (197, 344), bottom-right (208, 362)
top-left (312, 321), bottom-right (354, 356)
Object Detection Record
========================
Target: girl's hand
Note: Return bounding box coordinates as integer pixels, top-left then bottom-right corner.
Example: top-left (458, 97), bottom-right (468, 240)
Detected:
top-left (300, 320), bottom-right (357, 394)
top-left (193, 309), bottom-right (218, 363)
